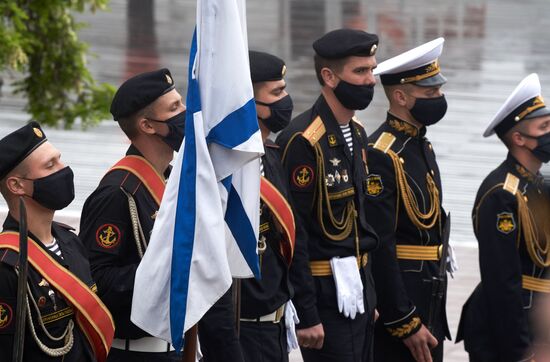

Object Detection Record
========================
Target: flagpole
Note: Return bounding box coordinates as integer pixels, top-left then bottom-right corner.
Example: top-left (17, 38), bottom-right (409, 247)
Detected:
top-left (232, 279), bottom-right (242, 337)
top-left (182, 325), bottom-right (198, 362)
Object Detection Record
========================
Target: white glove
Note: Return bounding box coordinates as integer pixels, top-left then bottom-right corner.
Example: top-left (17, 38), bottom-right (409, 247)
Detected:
top-left (330, 256), bottom-right (365, 319)
top-left (284, 300), bottom-right (300, 352)
top-left (446, 243), bottom-right (459, 278)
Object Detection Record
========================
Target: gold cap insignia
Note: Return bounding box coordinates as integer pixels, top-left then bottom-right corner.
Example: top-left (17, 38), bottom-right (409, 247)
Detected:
top-left (33, 128), bottom-right (43, 138)
top-left (370, 44), bottom-right (378, 56)
top-left (165, 74), bottom-right (173, 84)
top-left (281, 65), bottom-right (287, 77)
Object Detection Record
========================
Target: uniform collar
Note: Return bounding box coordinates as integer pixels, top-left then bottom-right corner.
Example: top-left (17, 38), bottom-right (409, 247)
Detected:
top-left (2, 213), bottom-right (67, 264)
top-left (506, 153), bottom-right (544, 185)
top-left (315, 95), bottom-right (357, 163)
top-left (386, 113), bottom-right (426, 138)
top-left (315, 95), bottom-right (358, 137)
top-left (126, 144), bottom-right (172, 179)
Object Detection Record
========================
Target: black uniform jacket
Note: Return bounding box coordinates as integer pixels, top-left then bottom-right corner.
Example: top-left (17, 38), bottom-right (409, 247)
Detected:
top-left (79, 145), bottom-right (167, 339)
top-left (457, 154), bottom-right (550, 361)
top-left (366, 114), bottom-right (450, 340)
top-left (276, 95), bottom-right (379, 323)
top-left (0, 214), bottom-right (96, 361)
top-left (241, 141), bottom-right (317, 327)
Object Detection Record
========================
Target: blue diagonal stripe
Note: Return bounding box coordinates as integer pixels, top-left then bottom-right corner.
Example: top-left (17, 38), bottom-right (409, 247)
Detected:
top-left (169, 28), bottom-right (199, 353)
top-left (206, 98), bottom-right (258, 148)
top-left (225, 184), bottom-right (261, 279)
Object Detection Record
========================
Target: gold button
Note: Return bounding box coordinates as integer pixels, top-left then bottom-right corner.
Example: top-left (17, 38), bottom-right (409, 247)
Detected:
top-left (431, 170), bottom-right (435, 176)
top-left (399, 157), bottom-right (405, 164)
top-left (429, 144), bottom-right (433, 151)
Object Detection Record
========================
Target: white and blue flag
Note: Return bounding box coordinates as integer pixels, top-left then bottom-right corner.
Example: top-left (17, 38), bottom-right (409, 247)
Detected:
top-left (131, 0), bottom-right (263, 352)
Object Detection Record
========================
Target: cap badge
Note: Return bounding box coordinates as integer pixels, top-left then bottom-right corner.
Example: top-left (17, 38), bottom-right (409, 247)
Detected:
top-left (425, 61), bottom-right (439, 73)
top-left (165, 74), bottom-right (173, 85)
top-left (370, 44), bottom-right (378, 56)
top-left (33, 128), bottom-right (43, 138)
top-left (281, 65), bottom-right (287, 77)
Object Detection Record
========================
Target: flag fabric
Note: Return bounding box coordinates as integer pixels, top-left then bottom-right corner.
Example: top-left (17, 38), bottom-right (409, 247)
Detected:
top-left (131, 0), bottom-right (263, 352)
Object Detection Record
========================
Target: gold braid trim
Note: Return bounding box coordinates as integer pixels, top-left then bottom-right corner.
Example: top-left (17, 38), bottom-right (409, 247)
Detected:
top-left (516, 192), bottom-right (550, 268)
top-left (387, 317), bottom-right (422, 338)
top-left (387, 150), bottom-right (441, 230)
top-left (313, 142), bottom-right (356, 242)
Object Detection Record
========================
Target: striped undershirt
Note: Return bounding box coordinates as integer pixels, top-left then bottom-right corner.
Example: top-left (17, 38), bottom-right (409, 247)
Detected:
top-left (340, 123), bottom-right (354, 156)
top-left (46, 238), bottom-right (63, 259)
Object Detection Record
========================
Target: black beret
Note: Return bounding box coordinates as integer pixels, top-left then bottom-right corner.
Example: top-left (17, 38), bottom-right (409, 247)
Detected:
top-left (0, 122), bottom-right (47, 179)
top-left (249, 51), bottom-right (286, 83)
top-left (313, 28), bottom-right (379, 59)
top-left (110, 68), bottom-right (176, 121)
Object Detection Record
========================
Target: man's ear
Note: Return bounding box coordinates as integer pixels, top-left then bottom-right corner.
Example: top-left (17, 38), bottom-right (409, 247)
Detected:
top-left (393, 88), bottom-right (409, 107)
top-left (510, 130), bottom-right (527, 147)
top-left (321, 67), bottom-right (338, 88)
top-left (5, 176), bottom-right (27, 196)
top-left (137, 117), bottom-right (156, 135)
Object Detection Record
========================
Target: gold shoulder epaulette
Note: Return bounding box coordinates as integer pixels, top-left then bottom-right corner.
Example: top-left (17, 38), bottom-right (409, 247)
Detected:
top-left (503, 173), bottom-right (519, 195)
top-left (351, 116), bottom-right (364, 129)
top-left (302, 116), bottom-right (326, 146)
top-left (372, 132), bottom-right (396, 154)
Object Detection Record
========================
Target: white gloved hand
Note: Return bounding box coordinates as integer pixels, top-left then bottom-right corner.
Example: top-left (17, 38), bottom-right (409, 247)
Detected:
top-left (446, 243), bottom-right (459, 278)
top-left (330, 256), bottom-right (365, 319)
top-left (285, 300), bottom-right (300, 352)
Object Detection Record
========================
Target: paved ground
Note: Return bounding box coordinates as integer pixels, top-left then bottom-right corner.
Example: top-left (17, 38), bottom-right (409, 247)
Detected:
top-left (2, 0), bottom-right (550, 360)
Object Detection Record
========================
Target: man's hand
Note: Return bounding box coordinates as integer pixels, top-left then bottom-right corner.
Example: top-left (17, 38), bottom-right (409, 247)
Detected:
top-left (402, 324), bottom-right (438, 362)
top-left (297, 323), bottom-right (325, 349)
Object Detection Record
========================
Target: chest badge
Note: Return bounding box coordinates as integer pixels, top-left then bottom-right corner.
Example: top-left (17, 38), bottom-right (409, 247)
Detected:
top-left (96, 224), bottom-right (121, 249)
top-left (341, 169), bottom-right (349, 183)
top-left (497, 212), bottom-right (516, 234)
top-left (38, 278), bottom-right (50, 288)
top-left (328, 134), bottom-right (338, 147)
top-left (326, 174), bottom-right (335, 187)
top-left (329, 158), bottom-right (341, 167)
top-left (366, 174), bottom-right (384, 196)
top-left (335, 171), bottom-right (341, 184)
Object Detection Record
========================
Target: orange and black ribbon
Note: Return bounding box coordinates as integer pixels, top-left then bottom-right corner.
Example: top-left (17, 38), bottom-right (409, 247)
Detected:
top-left (0, 232), bottom-right (115, 362)
top-left (260, 177), bottom-right (296, 264)
top-left (109, 155), bottom-right (166, 206)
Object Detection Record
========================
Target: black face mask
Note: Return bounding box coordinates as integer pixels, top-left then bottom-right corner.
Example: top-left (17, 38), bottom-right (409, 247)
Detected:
top-left (409, 94), bottom-right (448, 126)
top-left (256, 94), bottom-right (294, 133)
top-left (520, 131), bottom-right (550, 163)
top-left (149, 111), bottom-right (186, 152)
top-left (333, 79), bottom-right (374, 110)
top-left (25, 166), bottom-right (75, 210)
